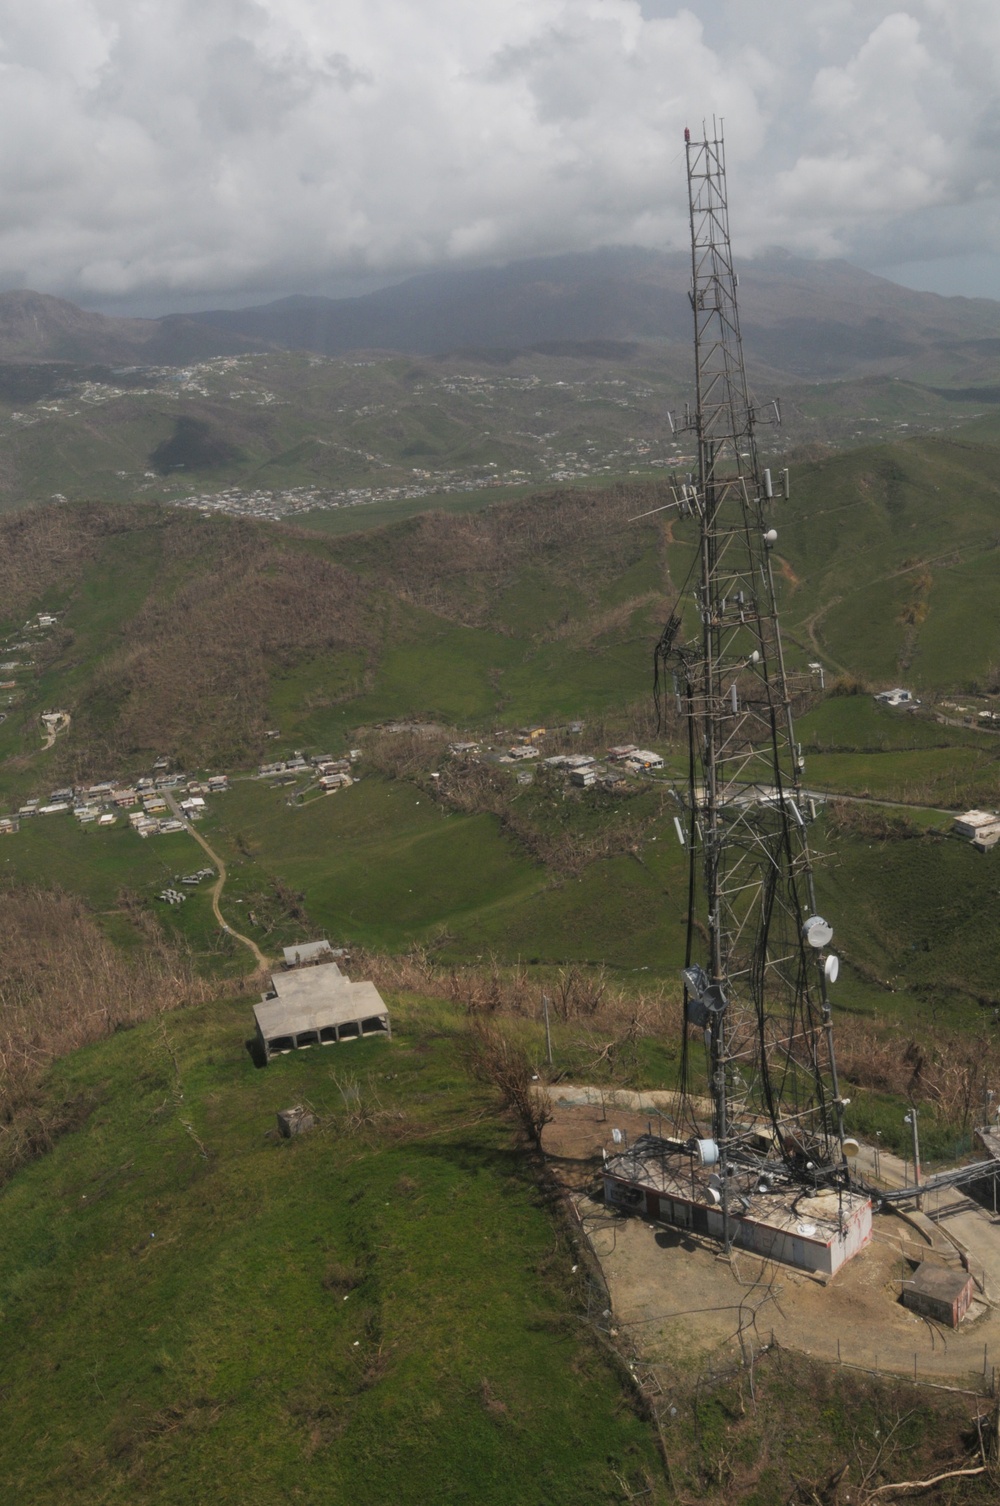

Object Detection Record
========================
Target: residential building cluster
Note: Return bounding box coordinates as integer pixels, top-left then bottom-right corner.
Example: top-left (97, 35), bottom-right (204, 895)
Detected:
top-left (258, 750), bottom-right (360, 793)
top-left (446, 726), bottom-right (666, 794)
top-left (0, 739), bottom-right (363, 840)
top-left (1, 769), bottom-right (230, 840)
top-left (0, 610), bottom-right (60, 712)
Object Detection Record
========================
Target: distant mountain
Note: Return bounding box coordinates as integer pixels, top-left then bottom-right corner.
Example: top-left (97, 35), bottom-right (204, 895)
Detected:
top-left (4, 248), bottom-right (1000, 382)
top-left (0, 289), bottom-right (273, 365)
top-left (182, 247), bottom-right (1000, 381)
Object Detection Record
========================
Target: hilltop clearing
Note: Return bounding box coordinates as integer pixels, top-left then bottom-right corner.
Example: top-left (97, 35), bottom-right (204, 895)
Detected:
top-left (1, 925), bottom-right (998, 1504)
top-left (0, 984), bottom-right (666, 1506)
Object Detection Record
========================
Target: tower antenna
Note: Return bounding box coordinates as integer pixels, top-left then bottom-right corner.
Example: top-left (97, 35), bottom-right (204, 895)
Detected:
top-left (672, 124), bottom-right (848, 1249)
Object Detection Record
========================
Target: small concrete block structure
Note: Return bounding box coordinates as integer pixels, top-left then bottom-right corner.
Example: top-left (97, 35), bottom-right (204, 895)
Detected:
top-left (282, 940), bottom-right (336, 968)
top-left (277, 1105), bottom-right (315, 1138)
top-left (254, 953), bottom-right (390, 1062)
top-left (902, 1263), bottom-right (975, 1328)
top-left (954, 810), bottom-right (1000, 840)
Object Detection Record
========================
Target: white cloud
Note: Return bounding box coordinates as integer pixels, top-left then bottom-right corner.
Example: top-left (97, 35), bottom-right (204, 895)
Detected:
top-left (0, 1), bottom-right (996, 306)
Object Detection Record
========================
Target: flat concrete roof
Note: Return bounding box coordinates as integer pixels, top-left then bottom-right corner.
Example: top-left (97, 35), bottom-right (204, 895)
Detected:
top-left (906, 1264), bottom-right (973, 1303)
top-left (269, 966), bottom-right (345, 1001)
top-left (254, 970), bottom-right (388, 1042)
top-left (282, 940), bottom-right (335, 966)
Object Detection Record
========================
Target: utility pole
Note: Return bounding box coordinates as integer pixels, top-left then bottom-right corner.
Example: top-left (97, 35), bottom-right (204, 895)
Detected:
top-left (542, 994), bottom-right (553, 1068)
top-left (904, 1107), bottom-right (922, 1210)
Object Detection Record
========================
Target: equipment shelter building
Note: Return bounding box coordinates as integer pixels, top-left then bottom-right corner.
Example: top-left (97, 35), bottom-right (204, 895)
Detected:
top-left (253, 955), bottom-right (390, 1062)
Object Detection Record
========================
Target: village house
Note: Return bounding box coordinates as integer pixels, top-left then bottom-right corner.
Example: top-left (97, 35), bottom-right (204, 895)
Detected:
top-left (628, 750), bottom-right (665, 771)
top-left (319, 772), bottom-right (352, 790)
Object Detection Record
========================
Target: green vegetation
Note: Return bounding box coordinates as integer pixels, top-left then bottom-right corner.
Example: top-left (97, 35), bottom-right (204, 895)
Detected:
top-left (774, 434), bottom-right (1000, 690)
top-left (7, 369), bottom-right (1000, 1505)
top-left (0, 992), bottom-right (665, 1505)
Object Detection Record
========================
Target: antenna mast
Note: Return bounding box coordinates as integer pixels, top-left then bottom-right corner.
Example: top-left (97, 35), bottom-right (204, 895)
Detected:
top-left (673, 123), bottom-right (847, 1248)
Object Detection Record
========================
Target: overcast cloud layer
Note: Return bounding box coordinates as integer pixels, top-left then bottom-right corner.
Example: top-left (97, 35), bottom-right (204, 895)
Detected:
top-left (1, 0), bottom-right (998, 311)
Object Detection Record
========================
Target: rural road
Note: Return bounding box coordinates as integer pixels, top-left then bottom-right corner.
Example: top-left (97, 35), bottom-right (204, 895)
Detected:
top-left (162, 791), bottom-right (268, 969)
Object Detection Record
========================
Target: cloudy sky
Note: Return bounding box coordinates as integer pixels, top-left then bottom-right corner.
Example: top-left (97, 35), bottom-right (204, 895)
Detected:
top-left (2, 0), bottom-right (998, 313)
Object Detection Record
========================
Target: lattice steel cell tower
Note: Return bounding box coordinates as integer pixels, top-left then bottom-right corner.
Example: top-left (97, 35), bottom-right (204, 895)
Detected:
top-left (657, 124), bottom-right (853, 1251)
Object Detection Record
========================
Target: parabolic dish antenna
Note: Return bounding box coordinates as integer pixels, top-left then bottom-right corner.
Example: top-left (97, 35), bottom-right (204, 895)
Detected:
top-left (803, 915), bottom-right (833, 949)
top-left (824, 954), bottom-right (840, 983)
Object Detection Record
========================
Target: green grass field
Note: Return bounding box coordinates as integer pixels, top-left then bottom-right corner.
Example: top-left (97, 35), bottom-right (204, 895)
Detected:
top-left (0, 991), bottom-right (665, 1505)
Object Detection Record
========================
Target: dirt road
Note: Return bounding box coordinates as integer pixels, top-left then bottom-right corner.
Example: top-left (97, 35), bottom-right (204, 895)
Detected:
top-left (162, 792), bottom-right (268, 969)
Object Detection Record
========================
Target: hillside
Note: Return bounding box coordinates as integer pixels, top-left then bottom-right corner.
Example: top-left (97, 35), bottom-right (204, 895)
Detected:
top-left (4, 421), bottom-right (1000, 774)
top-left (0, 249), bottom-right (999, 523)
top-left (1, 446), bottom-right (1000, 1027)
top-left (0, 290), bottom-right (273, 365)
top-left (0, 486), bottom-right (672, 775)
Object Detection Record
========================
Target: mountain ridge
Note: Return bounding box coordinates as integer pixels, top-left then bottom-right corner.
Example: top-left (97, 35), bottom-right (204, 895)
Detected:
top-left (5, 248), bottom-right (1000, 381)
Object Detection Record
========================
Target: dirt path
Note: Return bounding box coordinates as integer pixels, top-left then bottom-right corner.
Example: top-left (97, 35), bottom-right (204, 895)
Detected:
top-left (162, 792), bottom-right (268, 969)
top-left (39, 711), bottom-right (71, 751)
